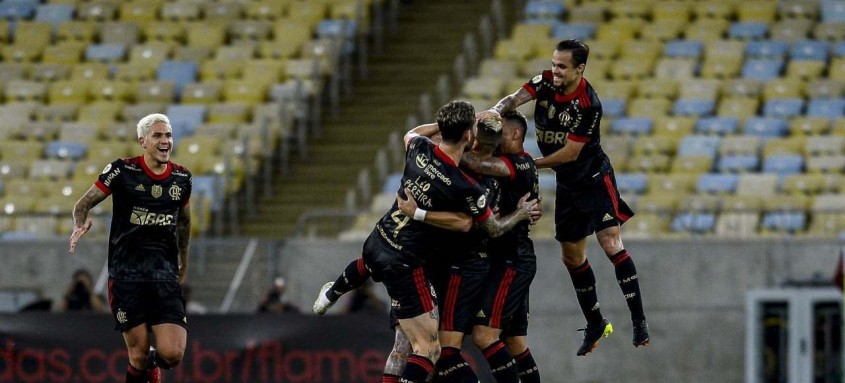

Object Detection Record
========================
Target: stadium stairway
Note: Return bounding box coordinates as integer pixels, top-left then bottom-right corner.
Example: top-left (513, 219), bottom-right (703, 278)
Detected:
top-left (240, 0), bottom-right (512, 238)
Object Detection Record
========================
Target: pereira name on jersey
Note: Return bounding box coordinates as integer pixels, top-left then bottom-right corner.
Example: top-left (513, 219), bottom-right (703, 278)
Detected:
top-left (375, 136), bottom-right (492, 260)
top-left (522, 72), bottom-right (609, 184)
top-left (96, 156), bottom-right (192, 282)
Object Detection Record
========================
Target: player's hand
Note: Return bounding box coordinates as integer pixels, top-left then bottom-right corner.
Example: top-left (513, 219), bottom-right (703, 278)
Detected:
top-left (68, 218), bottom-right (93, 253)
top-left (516, 193), bottom-right (539, 222)
top-left (396, 188), bottom-right (419, 217)
top-left (529, 197), bottom-right (543, 225)
top-left (476, 109), bottom-right (501, 121)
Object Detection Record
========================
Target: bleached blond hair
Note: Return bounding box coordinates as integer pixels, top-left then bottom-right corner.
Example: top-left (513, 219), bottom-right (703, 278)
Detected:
top-left (137, 113), bottom-right (171, 139)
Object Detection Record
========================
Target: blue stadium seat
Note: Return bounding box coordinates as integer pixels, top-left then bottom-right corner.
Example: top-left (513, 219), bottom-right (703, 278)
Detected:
top-left (0, 1), bottom-right (36, 19)
top-left (524, 0), bottom-right (565, 21)
top-left (601, 99), bottom-right (626, 118)
top-left (717, 155), bottom-right (760, 173)
top-left (763, 98), bottom-right (804, 119)
top-left (381, 172), bottom-right (402, 194)
top-left (834, 41), bottom-right (845, 57)
top-left (615, 172), bottom-right (648, 195)
top-left (678, 135), bottom-right (722, 158)
top-left (34, 4), bottom-right (74, 28)
top-left (610, 117), bottom-right (652, 136)
top-left (157, 60), bottom-right (198, 95)
top-left (805, 98), bottom-right (845, 120)
top-left (539, 172), bottom-right (555, 192)
top-left (45, 141), bottom-right (87, 160)
top-left (745, 40), bottom-right (789, 59)
top-left (673, 99), bottom-right (716, 117)
top-left (728, 22), bottom-right (768, 40)
top-left (192, 175), bottom-right (222, 211)
top-left (743, 117), bottom-right (789, 137)
top-left (696, 173), bottom-right (739, 193)
top-left (165, 104), bottom-right (206, 137)
top-left (551, 22), bottom-right (595, 40)
top-left (762, 154), bottom-right (804, 175)
top-left (317, 19), bottom-right (358, 54)
top-left (85, 43), bottom-right (126, 63)
top-left (664, 40), bottom-right (703, 59)
top-left (742, 58), bottom-right (784, 80)
top-left (790, 40), bottom-right (830, 61)
top-left (670, 212), bottom-right (716, 234)
top-left (761, 211), bottom-right (806, 233)
top-left (821, 0), bottom-right (845, 22)
top-left (695, 117), bottom-right (739, 135)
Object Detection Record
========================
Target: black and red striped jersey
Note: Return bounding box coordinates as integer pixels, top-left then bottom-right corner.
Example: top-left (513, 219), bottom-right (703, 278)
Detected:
top-left (375, 136), bottom-right (492, 264)
top-left (488, 151), bottom-right (539, 261)
top-left (523, 71), bottom-right (610, 185)
top-left (95, 156), bottom-right (192, 282)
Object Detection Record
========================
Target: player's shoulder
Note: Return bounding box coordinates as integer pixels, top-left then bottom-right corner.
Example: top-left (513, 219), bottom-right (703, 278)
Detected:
top-left (408, 135), bottom-right (433, 150)
top-left (169, 162), bottom-right (192, 178)
top-left (528, 70), bottom-right (554, 85)
top-left (105, 156), bottom-right (140, 172)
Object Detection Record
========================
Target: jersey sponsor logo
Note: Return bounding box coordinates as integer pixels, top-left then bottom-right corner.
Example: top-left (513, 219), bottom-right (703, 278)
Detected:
top-left (130, 208), bottom-right (175, 226)
top-left (415, 153), bottom-right (429, 169)
top-left (116, 308), bottom-right (127, 324)
top-left (169, 185), bottom-right (182, 200)
top-left (515, 162), bottom-right (531, 171)
top-left (101, 163), bottom-right (112, 174)
top-left (477, 194), bottom-right (487, 209)
top-left (547, 104), bottom-right (556, 120)
top-left (102, 167), bottom-right (121, 187)
top-left (151, 184), bottom-right (162, 199)
top-left (531, 74), bottom-right (542, 84)
top-left (173, 170), bottom-right (189, 177)
top-left (125, 164), bottom-right (140, 171)
top-left (135, 184), bottom-right (145, 192)
top-left (535, 127), bottom-right (568, 145)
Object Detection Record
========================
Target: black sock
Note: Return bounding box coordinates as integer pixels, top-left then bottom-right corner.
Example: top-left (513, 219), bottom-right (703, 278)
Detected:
top-left (400, 355), bottom-right (434, 383)
top-left (433, 347), bottom-right (477, 383)
top-left (567, 260), bottom-right (603, 324)
top-left (482, 341), bottom-right (519, 383)
top-left (610, 250), bottom-right (645, 322)
top-left (126, 365), bottom-right (147, 383)
top-left (330, 258), bottom-right (370, 301)
top-left (513, 348), bottom-right (541, 383)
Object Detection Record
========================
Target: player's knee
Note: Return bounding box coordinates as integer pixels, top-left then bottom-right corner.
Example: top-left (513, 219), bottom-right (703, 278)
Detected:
top-left (471, 327), bottom-right (497, 349)
top-left (562, 251), bottom-right (585, 268)
top-left (157, 348), bottom-right (184, 368)
top-left (414, 342), bottom-right (441, 363)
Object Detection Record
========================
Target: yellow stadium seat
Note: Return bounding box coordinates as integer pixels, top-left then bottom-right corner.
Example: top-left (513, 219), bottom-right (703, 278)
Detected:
top-left (181, 82), bottom-right (223, 105)
top-left (653, 116), bottom-right (695, 138)
top-left (135, 81), bottom-right (175, 104)
top-left (632, 136), bottom-right (679, 157)
top-left (806, 136), bottom-right (844, 156)
top-left (0, 159), bottom-right (32, 180)
top-left (568, 3), bottom-right (608, 24)
top-left (637, 79), bottom-right (678, 100)
top-left (88, 80), bottom-right (132, 103)
top-left (789, 117), bottom-right (831, 136)
top-left (737, 173), bottom-right (779, 196)
top-left (242, 59), bottom-right (286, 83)
top-left (58, 122), bottom-right (100, 143)
top-left (48, 80), bottom-right (89, 104)
top-left (601, 135), bottom-right (634, 160)
top-left (782, 173), bottom-right (826, 195)
top-left (693, 1), bottom-right (735, 19)
top-left (36, 103), bottom-right (78, 122)
top-left (120, 1), bottom-right (159, 24)
top-left (813, 22), bottom-right (845, 42)
top-left (737, 1), bottom-right (777, 22)
top-left (769, 19), bottom-right (814, 42)
top-left (78, 1), bottom-right (118, 21)
top-left (288, 2), bottom-right (327, 25)
top-left (679, 79), bottom-right (721, 101)
top-left (144, 21), bottom-right (186, 44)
top-left (128, 43), bottom-right (172, 70)
top-left (625, 212), bottom-right (672, 239)
top-left (57, 21), bottom-right (97, 43)
top-left (639, 19), bottom-right (684, 42)
top-left (207, 103), bottom-right (251, 124)
top-left (14, 21), bottom-right (52, 50)
top-left (763, 137), bottom-right (806, 156)
top-left (830, 58), bottom-right (845, 81)
top-left (653, 1), bottom-right (691, 21)
top-left (596, 18), bottom-right (645, 41)
top-left (113, 63), bottom-right (156, 83)
top-left (202, 1), bottom-right (243, 22)
top-left (806, 212), bottom-right (845, 237)
top-left (70, 62), bottom-right (110, 81)
top-left (258, 40), bottom-right (302, 60)
top-left (671, 156), bottom-right (713, 174)
top-left (4, 80), bottom-right (45, 102)
top-left (41, 42), bottom-right (86, 65)
top-left (0, 20), bottom-right (8, 44)
top-left (31, 63), bottom-right (71, 83)
top-left (121, 102), bottom-right (165, 124)
top-left (762, 78), bottom-right (804, 101)
top-left (653, 58), bottom-right (696, 80)
top-left (805, 155), bottom-right (845, 173)
top-left (1, 44), bottom-right (42, 63)
top-left (628, 98), bottom-right (672, 119)
top-left (186, 22), bottom-right (227, 49)
top-left (246, 1), bottom-right (286, 21)
top-left (200, 60), bottom-right (243, 82)
top-left (721, 78), bottom-right (764, 98)
top-left (700, 57), bottom-right (743, 79)
top-left (584, 39), bottom-right (619, 61)
top-left (626, 154), bottom-right (672, 173)
top-left (494, 39), bottom-right (535, 62)
top-left (462, 77), bottom-right (505, 100)
top-left (172, 46), bottom-right (212, 62)
top-left (229, 20), bottom-right (274, 43)
top-left (595, 80), bottom-right (637, 101)
top-left (716, 97), bottom-right (760, 122)
top-left (719, 136), bottom-right (761, 157)
top-left (223, 80), bottom-right (268, 103)
top-left (77, 101), bottom-right (123, 127)
top-left (686, 19), bottom-right (731, 42)
top-left (806, 79), bottom-right (844, 99)
top-left (786, 60), bottom-right (826, 81)
top-left (160, 2), bottom-right (200, 21)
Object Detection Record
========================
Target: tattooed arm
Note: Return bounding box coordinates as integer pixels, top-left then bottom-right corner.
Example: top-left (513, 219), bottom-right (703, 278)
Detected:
top-left (69, 185), bottom-right (108, 253)
top-left (176, 202), bottom-right (192, 284)
top-left (461, 153), bottom-right (512, 178)
top-left (396, 189), bottom-right (472, 232)
top-left (477, 87), bottom-right (535, 120)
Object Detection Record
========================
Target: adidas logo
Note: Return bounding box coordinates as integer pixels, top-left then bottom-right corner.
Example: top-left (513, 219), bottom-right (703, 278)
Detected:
top-left (135, 184), bottom-right (145, 192)
top-left (476, 310), bottom-right (486, 318)
top-left (602, 213), bottom-right (613, 222)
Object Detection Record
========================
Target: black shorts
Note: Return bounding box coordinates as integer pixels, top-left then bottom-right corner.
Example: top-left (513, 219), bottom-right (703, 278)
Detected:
top-left (362, 232), bottom-right (436, 320)
top-left (429, 257), bottom-right (490, 334)
top-left (554, 168), bottom-right (634, 243)
top-left (501, 295), bottom-right (529, 338)
top-left (476, 258), bottom-right (535, 332)
top-left (107, 279), bottom-right (186, 332)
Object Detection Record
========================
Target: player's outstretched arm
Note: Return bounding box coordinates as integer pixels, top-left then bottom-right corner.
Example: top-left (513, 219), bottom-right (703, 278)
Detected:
top-left (477, 87), bottom-right (534, 120)
top-left (396, 188), bottom-right (472, 232)
top-left (403, 123), bottom-right (440, 149)
top-left (477, 193), bottom-right (537, 238)
top-left (176, 202), bottom-right (192, 284)
top-left (535, 140), bottom-right (585, 169)
top-left (69, 185), bottom-right (107, 253)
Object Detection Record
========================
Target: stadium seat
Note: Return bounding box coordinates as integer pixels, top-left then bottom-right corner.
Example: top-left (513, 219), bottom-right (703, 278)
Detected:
top-left (790, 40), bottom-right (830, 61)
top-left (728, 22), bottom-right (768, 40)
top-left (737, 1), bottom-right (777, 22)
top-left (638, 80), bottom-right (679, 100)
top-left (745, 40), bottom-right (789, 59)
top-left (677, 135), bottom-right (721, 158)
top-left (821, 0), bottom-right (845, 22)
top-left (45, 141), bottom-right (87, 160)
top-left (720, 136), bottom-right (762, 157)
top-left (671, 156), bottom-right (714, 174)
top-left (762, 154), bottom-right (804, 176)
top-left (761, 211), bottom-right (807, 234)
top-left (625, 154), bottom-right (671, 174)
top-left (770, 19), bottom-right (814, 42)
top-left (34, 4), bottom-right (74, 28)
top-left (813, 22), bottom-right (845, 42)
top-left (717, 155), bottom-right (760, 173)
top-left (763, 78), bottom-right (804, 101)
top-left (615, 172), bottom-right (649, 195)
top-left (762, 99), bottom-right (805, 119)
top-left (601, 99), bottom-right (626, 118)
top-left (806, 98), bottom-right (845, 120)
top-left (524, 1), bottom-right (566, 21)
top-left (551, 22), bottom-right (595, 41)
top-left (695, 117), bottom-right (739, 136)
top-left (716, 97), bottom-right (760, 121)
top-left (696, 173), bottom-right (739, 194)
top-left (85, 43), bottom-right (126, 63)
top-left (628, 98), bottom-right (671, 119)
top-left (165, 104), bottom-right (206, 137)
top-left (744, 117), bottom-right (789, 137)
top-left (663, 40), bottom-right (703, 59)
top-left (721, 79), bottom-right (765, 98)
top-left (785, 60), bottom-right (826, 81)
top-left (742, 58), bottom-right (784, 80)
top-left (157, 60), bottom-right (198, 95)
top-left (202, 1), bottom-right (244, 22)
top-left (653, 58), bottom-right (697, 79)
top-left (610, 117), bottom-right (652, 136)
top-left (229, 20), bottom-right (273, 43)
top-left (670, 212), bottom-right (716, 235)
top-left (790, 116), bottom-right (831, 136)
